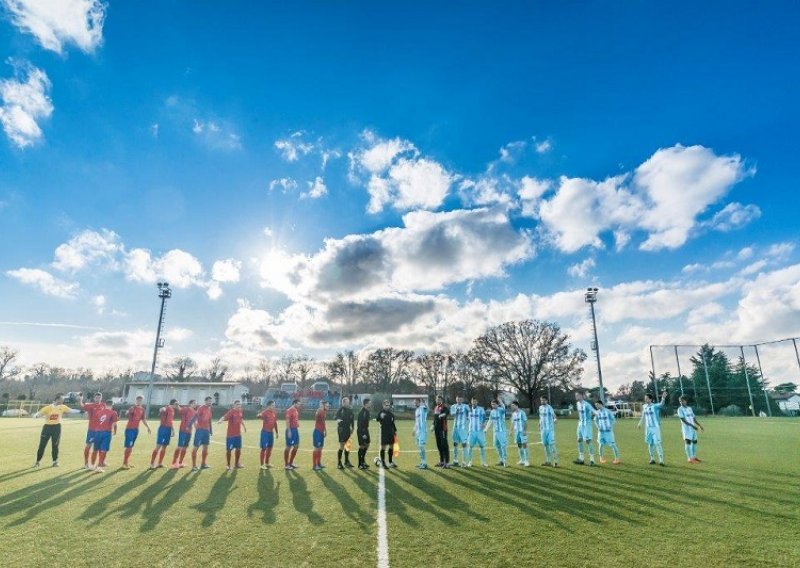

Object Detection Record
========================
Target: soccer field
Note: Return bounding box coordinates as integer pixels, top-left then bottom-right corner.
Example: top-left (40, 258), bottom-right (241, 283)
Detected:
top-left (0, 417), bottom-right (797, 567)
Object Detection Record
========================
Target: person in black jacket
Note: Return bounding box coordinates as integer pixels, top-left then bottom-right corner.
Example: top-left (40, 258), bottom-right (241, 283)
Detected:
top-left (356, 398), bottom-right (371, 469)
top-left (375, 400), bottom-right (397, 468)
top-left (432, 395), bottom-right (450, 468)
top-left (335, 397), bottom-right (355, 469)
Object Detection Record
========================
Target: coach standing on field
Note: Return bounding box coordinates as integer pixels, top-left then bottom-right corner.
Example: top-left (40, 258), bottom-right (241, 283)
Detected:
top-left (32, 393), bottom-right (81, 468)
top-left (335, 396), bottom-right (355, 469)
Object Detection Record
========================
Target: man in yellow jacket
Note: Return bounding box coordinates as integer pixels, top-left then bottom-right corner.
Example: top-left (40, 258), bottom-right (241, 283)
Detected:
top-left (33, 393), bottom-right (82, 468)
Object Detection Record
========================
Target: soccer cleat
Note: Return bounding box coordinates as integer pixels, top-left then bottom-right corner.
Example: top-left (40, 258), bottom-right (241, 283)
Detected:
top-left (589, 461), bottom-right (596, 467)
top-left (693, 457), bottom-right (702, 463)
top-left (170, 464), bottom-right (180, 470)
top-left (87, 464), bottom-right (96, 471)
top-left (191, 466), bottom-right (200, 472)
top-left (122, 464), bottom-right (131, 470)
top-left (236, 464), bottom-right (245, 469)
top-left (442, 464), bottom-right (451, 469)
top-left (285, 465), bottom-right (294, 471)
top-left (482, 463), bottom-right (489, 468)
top-left (452, 461), bottom-right (459, 466)
top-left (345, 462), bottom-right (354, 468)
top-left (517, 460), bottom-right (524, 465)
top-left (260, 464), bottom-right (268, 470)
top-left (523, 461), bottom-right (530, 467)
top-left (33, 462), bottom-right (40, 468)
top-left (312, 465), bottom-right (322, 471)
top-left (499, 462), bottom-right (507, 467)
top-left (94, 467), bottom-right (105, 474)
top-left (226, 466), bottom-right (233, 472)
top-left (659, 462), bottom-right (666, 467)
top-left (178, 464), bottom-right (185, 468)
top-left (84, 464), bottom-right (92, 470)
top-left (416, 464), bottom-right (428, 469)
top-left (200, 464), bottom-right (211, 470)
top-left (573, 459), bottom-right (585, 465)
top-left (465, 462), bottom-right (473, 468)
top-left (541, 462), bottom-right (551, 467)
top-left (553, 463), bottom-right (559, 468)
top-left (612, 459), bottom-right (621, 465)
top-left (149, 464), bottom-right (157, 470)
top-left (649, 460), bottom-right (656, 465)
top-left (52, 461), bottom-right (59, 468)
top-left (337, 463), bottom-right (345, 470)
top-left (600, 457), bottom-right (607, 464)
top-left (389, 463), bottom-right (397, 469)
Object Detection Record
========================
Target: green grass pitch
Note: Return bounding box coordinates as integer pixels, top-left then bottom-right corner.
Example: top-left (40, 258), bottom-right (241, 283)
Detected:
top-left (0, 417), bottom-right (797, 567)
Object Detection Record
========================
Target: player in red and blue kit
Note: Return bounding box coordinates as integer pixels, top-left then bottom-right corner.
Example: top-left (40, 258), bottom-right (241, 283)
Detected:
top-left (81, 392), bottom-right (104, 469)
top-left (256, 400), bottom-right (279, 469)
top-left (122, 395), bottom-right (151, 469)
top-left (171, 400), bottom-right (197, 469)
top-left (219, 400), bottom-right (247, 471)
top-left (191, 397), bottom-right (214, 471)
top-left (150, 399), bottom-right (180, 469)
top-left (90, 400), bottom-right (118, 473)
top-left (312, 401), bottom-right (329, 471)
top-left (284, 399), bottom-right (302, 470)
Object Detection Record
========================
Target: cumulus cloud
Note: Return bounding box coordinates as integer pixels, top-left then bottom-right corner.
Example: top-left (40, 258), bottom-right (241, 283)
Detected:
top-left (302, 176), bottom-right (327, 199)
top-left (532, 144), bottom-right (752, 252)
top-left (349, 130), bottom-right (454, 213)
top-left (259, 207), bottom-right (534, 302)
top-left (211, 259), bottom-right (241, 283)
top-left (706, 202), bottom-right (761, 232)
top-left (124, 248), bottom-right (203, 289)
top-left (274, 131), bottom-right (341, 169)
top-left (0, 62), bottom-right (53, 148)
top-left (52, 229), bottom-right (121, 272)
top-left (269, 177), bottom-right (298, 193)
top-left (534, 139), bottom-right (552, 154)
top-left (567, 258), bottom-right (596, 278)
top-left (6, 267), bottom-right (79, 298)
top-left (2, 0), bottom-right (105, 54)
top-left (224, 300), bottom-right (282, 351)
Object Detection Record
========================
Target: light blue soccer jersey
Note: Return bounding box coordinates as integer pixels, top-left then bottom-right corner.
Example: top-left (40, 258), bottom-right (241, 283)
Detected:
top-left (642, 402), bottom-right (663, 429)
top-left (468, 406), bottom-right (486, 432)
top-left (538, 404), bottom-right (555, 431)
top-left (450, 403), bottom-right (470, 430)
top-left (415, 405), bottom-right (428, 438)
top-left (512, 409), bottom-right (528, 433)
top-left (677, 405), bottom-right (696, 438)
top-left (594, 408), bottom-right (616, 432)
top-left (489, 406), bottom-right (506, 433)
top-left (577, 400), bottom-right (593, 424)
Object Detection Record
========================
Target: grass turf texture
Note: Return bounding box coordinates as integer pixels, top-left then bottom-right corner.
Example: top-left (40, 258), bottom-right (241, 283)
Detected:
top-left (0, 417), bottom-right (797, 567)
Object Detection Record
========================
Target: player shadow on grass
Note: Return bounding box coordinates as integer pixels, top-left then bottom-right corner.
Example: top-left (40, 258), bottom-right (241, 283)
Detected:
top-left (0, 470), bottom-right (83, 511)
top-left (0, 467), bottom-right (48, 485)
top-left (286, 470), bottom-right (324, 525)
top-left (140, 471), bottom-right (200, 532)
top-left (103, 469), bottom-right (178, 524)
top-left (5, 471), bottom-right (107, 527)
top-left (392, 470), bottom-right (489, 523)
top-left (382, 473), bottom-right (458, 527)
top-left (79, 470), bottom-right (151, 522)
top-left (317, 471), bottom-right (373, 528)
top-left (247, 470), bottom-right (280, 525)
top-left (192, 470), bottom-right (238, 528)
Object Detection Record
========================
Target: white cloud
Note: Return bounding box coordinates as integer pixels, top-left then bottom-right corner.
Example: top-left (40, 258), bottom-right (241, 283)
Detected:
top-left (534, 144), bottom-right (752, 253)
top-left (211, 258), bottom-right (241, 283)
top-left (567, 257), bottom-right (596, 278)
top-left (274, 131), bottom-right (313, 162)
top-left (517, 176), bottom-right (551, 216)
top-left (91, 294), bottom-right (105, 314)
top-left (269, 177), bottom-right (298, 193)
top-left (52, 229), bottom-right (121, 272)
top-left (2, 0), bottom-right (105, 54)
top-left (124, 248), bottom-right (204, 289)
top-left (6, 268), bottom-right (78, 298)
top-left (706, 202), bottom-right (761, 232)
top-left (150, 123), bottom-right (159, 138)
top-left (302, 176), bottom-right (327, 199)
top-left (263, 227), bottom-right (274, 238)
top-left (224, 299), bottom-right (282, 351)
top-left (534, 139), bottom-right (552, 154)
top-left (0, 62), bottom-right (53, 148)
top-left (349, 130), bottom-right (454, 213)
top-left (191, 119), bottom-right (241, 150)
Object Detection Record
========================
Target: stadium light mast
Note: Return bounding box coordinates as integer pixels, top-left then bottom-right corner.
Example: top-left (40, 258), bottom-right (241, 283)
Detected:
top-left (145, 282), bottom-right (172, 417)
top-left (584, 287), bottom-right (606, 404)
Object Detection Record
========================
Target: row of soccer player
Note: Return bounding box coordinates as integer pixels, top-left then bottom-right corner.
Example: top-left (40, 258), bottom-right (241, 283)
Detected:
top-left (31, 389), bottom-right (704, 472)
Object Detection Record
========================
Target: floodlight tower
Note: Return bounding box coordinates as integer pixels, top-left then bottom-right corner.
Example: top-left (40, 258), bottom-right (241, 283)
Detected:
top-left (584, 287), bottom-right (606, 404)
top-left (145, 282), bottom-right (172, 416)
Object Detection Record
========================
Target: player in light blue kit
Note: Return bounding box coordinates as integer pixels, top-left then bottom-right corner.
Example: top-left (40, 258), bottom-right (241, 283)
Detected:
top-left (449, 395), bottom-right (470, 466)
top-left (574, 391), bottom-right (596, 466)
top-left (467, 397), bottom-right (488, 467)
top-left (413, 398), bottom-right (429, 469)
top-left (538, 395), bottom-right (559, 467)
top-left (677, 395), bottom-right (704, 463)
top-left (637, 391), bottom-right (667, 466)
top-left (486, 400), bottom-right (508, 467)
top-left (593, 399), bottom-right (621, 464)
top-left (510, 401), bottom-right (529, 466)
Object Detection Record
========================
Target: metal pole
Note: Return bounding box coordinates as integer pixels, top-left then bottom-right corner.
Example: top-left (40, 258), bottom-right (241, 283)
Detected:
top-left (753, 345), bottom-right (772, 417)
top-left (701, 350), bottom-right (715, 415)
top-left (793, 339), bottom-right (800, 377)
top-left (674, 346), bottom-right (684, 396)
top-left (588, 300), bottom-right (606, 404)
top-left (649, 346), bottom-right (658, 399)
top-left (739, 346), bottom-right (756, 417)
top-left (145, 285), bottom-right (170, 417)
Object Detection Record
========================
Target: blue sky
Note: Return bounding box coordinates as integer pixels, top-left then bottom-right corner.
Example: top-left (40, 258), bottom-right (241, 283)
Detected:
top-left (1, 1), bottom-right (799, 387)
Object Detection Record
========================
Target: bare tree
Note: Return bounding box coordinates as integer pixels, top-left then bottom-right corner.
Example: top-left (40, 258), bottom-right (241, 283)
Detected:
top-left (165, 356), bottom-right (198, 382)
top-left (363, 348), bottom-right (414, 394)
top-left (295, 356), bottom-right (316, 389)
top-left (274, 355), bottom-right (299, 386)
top-left (451, 350), bottom-right (485, 399)
top-left (256, 359), bottom-right (274, 389)
top-left (0, 346), bottom-right (20, 380)
top-left (202, 357), bottom-right (229, 382)
top-left (472, 320), bottom-right (586, 412)
top-left (415, 351), bottom-right (453, 398)
top-left (328, 351), bottom-right (362, 394)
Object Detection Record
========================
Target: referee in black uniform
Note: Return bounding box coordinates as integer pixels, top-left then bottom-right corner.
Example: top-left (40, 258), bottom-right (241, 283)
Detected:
top-left (335, 396), bottom-right (355, 469)
top-left (376, 400), bottom-right (397, 468)
top-left (357, 398), bottom-right (371, 469)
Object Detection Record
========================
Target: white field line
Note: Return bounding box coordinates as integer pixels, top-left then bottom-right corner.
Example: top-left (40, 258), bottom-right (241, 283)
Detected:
top-left (376, 465), bottom-right (389, 568)
top-left (209, 439), bottom-right (541, 452)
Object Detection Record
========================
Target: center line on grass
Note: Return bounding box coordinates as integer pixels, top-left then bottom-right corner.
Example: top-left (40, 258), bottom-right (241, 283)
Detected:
top-left (376, 464), bottom-right (390, 568)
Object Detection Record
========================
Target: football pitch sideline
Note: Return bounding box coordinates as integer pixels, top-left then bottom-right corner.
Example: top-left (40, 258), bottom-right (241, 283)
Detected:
top-left (0, 418), bottom-right (797, 567)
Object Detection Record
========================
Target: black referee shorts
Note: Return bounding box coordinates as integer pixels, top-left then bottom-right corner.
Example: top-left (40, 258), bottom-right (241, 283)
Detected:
top-left (338, 427), bottom-right (352, 444)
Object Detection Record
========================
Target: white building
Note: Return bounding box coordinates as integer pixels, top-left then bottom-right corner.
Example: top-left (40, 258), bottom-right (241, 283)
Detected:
top-left (123, 381), bottom-right (249, 406)
top-left (772, 392), bottom-right (800, 416)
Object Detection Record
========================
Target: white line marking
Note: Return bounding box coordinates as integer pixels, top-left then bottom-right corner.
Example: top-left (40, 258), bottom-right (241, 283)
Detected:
top-left (376, 464), bottom-right (389, 568)
top-left (209, 439), bottom-right (541, 452)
